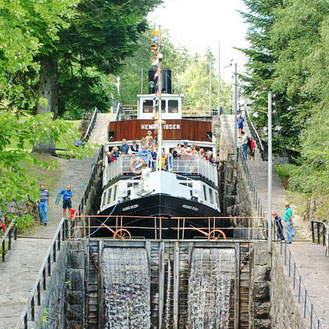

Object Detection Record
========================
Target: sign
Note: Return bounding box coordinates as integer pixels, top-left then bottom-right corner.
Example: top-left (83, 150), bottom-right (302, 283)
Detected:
top-left (141, 124), bottom-right (181, 130)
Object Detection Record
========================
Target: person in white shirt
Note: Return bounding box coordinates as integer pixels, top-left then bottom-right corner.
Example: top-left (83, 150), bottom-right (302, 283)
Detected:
top-left (241, 131), bottom-right (248, 160)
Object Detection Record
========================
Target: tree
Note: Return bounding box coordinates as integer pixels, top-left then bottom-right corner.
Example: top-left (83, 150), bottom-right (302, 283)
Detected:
top-left (0, 112), bottom-right (92, 211)
top-left (36, 0), bottom-right (162, 117)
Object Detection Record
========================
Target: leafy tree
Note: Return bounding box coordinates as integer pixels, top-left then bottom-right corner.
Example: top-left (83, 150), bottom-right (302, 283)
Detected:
top-left (0, 112), bottom-right (92, 211)
top-left (37, 0), bottom-right (162, 117)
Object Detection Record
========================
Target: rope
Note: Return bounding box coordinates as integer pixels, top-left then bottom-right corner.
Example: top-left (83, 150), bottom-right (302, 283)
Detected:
top-left (85, 201), bottom-right (120, 238)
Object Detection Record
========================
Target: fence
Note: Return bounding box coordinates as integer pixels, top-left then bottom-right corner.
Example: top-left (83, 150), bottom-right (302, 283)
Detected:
top-left (15, 218), bottom-right (69, 329)
top-left (71, 215), bottom-right (266, 241)
top-left (278, 242), bottom-right (324, 329)
top-left (0, 219), bottom-right (17, 262)
top-left (103, 154), bottom-right (219, 187)
top-left (311, 221), bottom-right (328, 256)
top-left (244, 107), bottom-right (265, 160)
top-left (83, 107), bottom-right (98, 142)
top-left (77, 145), bottom-right (104, 216)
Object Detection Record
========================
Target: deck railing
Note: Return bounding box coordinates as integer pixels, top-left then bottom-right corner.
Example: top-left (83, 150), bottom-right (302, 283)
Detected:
top-left (103, 155), bottom-right (219, 187)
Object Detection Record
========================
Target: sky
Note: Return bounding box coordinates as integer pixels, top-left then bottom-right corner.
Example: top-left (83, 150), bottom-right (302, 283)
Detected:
top-left (147, 0), bottom-right (250, 82)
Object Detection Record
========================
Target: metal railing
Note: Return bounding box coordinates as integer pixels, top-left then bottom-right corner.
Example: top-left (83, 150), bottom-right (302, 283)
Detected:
top-left (77, 146), bottom-right (104, 216)
top-left (278, 241), bottom-right (324, 329)
top-left (103, 155), bottom-right (219, 187)
top-left (0, 219), bottom-right (17, 262)
top-left (311, 221), bottom-right (328, 256)
top-left (244, 107), bottom-right (265, 160)
top-left (71, 215), bottom-right (266, 241)
top-left (15, 218), bottom-right (69, 329)
top-left (83, 107), bottom-right (98, 142)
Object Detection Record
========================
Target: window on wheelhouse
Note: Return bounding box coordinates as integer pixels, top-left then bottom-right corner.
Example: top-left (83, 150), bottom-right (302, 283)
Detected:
top-left (160, 100), bottom-right (166, 113)
top-left (113, 185), bottom-right (117, 201)
top-left (168, 100), bottom-right (178, 113)
top-left (102, 191), bottom-right (107, 208)
top-left (143, 100), bottom-right (153, 113)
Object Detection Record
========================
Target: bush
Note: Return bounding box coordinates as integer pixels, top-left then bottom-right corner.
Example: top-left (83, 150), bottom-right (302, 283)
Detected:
top-left (16, 214), bottom-right (35, 233)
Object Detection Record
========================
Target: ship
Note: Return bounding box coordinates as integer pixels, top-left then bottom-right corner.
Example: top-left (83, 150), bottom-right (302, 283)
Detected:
top-left (96, 64), bottom-right (224, 238)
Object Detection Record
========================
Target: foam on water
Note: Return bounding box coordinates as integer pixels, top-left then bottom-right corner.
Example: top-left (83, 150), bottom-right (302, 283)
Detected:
top-left (102, 248), bottom-right (151, 329)
top-left (187, 248), bottom-right (234, 329)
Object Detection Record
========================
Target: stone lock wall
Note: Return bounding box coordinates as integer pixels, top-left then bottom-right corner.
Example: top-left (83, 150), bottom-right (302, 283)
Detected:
top-left (270, 245), bottom-right (307, 329)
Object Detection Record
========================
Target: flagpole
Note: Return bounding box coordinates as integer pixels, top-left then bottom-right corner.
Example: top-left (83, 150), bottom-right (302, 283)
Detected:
top-left (209, 60), bottom-right (212, 112)
top-left (157, 26), bottom-right (163, 171)
top-left (218, 41), bottom-right (221, 113)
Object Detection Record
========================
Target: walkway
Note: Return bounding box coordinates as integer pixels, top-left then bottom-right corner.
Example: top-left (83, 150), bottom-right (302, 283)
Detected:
top-left (88, 113), bottom-right (115, 145)
top-left (0, 155), bottom-right (97, 329)
top-left (222, 113), bottom-right (329, 328)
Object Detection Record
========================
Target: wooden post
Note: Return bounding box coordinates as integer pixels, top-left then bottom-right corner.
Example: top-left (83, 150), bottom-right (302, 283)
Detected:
top-left (173, 241), bottom-right (180, 329)
top-left (234, 242), bottom-right (240, 329)
top-left (158, 242), bottom-right (165, 329)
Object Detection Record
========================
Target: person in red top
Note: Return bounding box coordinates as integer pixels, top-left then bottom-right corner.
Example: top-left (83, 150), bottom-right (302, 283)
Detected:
top-left (247, 137), bottom-right (256, 161)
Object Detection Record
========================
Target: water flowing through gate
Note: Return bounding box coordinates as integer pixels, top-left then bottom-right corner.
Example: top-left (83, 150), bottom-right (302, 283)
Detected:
top-left (102, 248), bottom-right (151, 329)
top-left (188, 248), bottom-right (235, 329)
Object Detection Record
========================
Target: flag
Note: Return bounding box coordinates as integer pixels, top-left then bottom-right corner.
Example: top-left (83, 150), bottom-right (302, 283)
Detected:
top-left (224, 59), bottom-right (234, 68)
top-left (152, 58), bottom-right (158, 66)
top-left (151, 36), bottom-right (159, 43)
top-left (154, 70), bottom-right (158, 79)
top-left (151, 30), bottom-right (159, 36)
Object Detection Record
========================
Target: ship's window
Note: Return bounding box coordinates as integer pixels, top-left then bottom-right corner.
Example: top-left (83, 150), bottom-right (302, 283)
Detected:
top-left (160, 100), bottom-right (166, 113)
top-left (203, 185), bottom-right (207, 201)
top-left (113, 185), bottom-right (117, 201)
top-left (168, 100), bottom-right (178, 113)
top-left (107, 188), bottom-right (112, 204)
top-left (209, 188), bottom-right (214, 204)
top-left (143, 100), bottom-right (153, 113)
top-left (215, 192), bottom-right (218, 205)
top-left (102, 191), bottom-right (107, 208)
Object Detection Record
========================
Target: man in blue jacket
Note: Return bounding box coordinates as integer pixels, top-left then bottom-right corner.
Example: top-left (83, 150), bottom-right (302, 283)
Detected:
top-left (272, 211), bottom-right (285, 241)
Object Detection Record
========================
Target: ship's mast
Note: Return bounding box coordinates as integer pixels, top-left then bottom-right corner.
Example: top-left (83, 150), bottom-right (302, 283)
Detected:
top-left (157, 26), bottom-right (163, 171)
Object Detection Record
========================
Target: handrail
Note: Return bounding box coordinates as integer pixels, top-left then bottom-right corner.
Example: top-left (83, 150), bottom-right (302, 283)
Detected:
top-left (311, 221), bottom-right (328, 256)
top-left (278, 241), bottom-right (324, 329)
top-left (77, 145), bottom-right (104, 216)
top-left (1, 219), bottom-right (17, 262)
top-left (15, 218), bottom-right (69, 329)
top-left (83, 107), bottom-right (98, 142)
top-left (244, 107), bottom-right (265, 160)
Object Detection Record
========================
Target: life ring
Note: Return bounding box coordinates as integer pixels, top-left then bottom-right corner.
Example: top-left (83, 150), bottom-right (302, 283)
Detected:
top-left (208, 229), bottom-right (227, 240)
top-left (130, 157), bottom-right (145, 175)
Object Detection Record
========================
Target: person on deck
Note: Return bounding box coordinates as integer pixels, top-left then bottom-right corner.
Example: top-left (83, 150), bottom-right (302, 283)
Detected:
top-left (60, 186), bottom-right (73, 219)
top-left (284, 202), bottom-right (295, 244)
top-left (36, 184), bottom-right (50, 226)
top-left (119, 139), bottom-right (129, 154)
top-left (237, 114), bottom-right (245, 136)
top-left (130, 140), bottom-right (139, 154)
top-left (272, 212), bottom-right (285, 241)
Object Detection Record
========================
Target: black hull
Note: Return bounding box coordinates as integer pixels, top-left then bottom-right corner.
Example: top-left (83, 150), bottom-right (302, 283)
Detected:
top-left (94, 194), bottom-right (229, 239)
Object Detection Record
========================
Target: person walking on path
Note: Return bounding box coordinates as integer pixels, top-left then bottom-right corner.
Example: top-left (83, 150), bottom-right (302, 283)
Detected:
top-left (241, 131), bottom-right (248, 160)
top-left (237, 114), bottom-right (245, 136)
top-left (36, 184), bottom-right (50, 226)
top-left (272, 212), bottom-right (285, 241)
top-left (284, 202), bottom-right (295, 244)
top-left (60, 186), bottom-right (73, 219)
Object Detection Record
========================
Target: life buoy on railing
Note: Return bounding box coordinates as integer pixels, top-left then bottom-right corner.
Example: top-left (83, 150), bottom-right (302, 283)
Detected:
top-left (129, 157), bottom-right (145, 175)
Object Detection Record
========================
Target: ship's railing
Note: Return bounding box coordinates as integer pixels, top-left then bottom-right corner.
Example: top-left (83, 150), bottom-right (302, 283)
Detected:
top-left (71, 215), bottom-right (266, 241)
top-left (103, 155), bottom-right (219, 187)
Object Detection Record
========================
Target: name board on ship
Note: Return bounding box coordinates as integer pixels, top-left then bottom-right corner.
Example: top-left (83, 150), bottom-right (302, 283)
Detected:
top-left (141, 124), bottom-right (181, 130)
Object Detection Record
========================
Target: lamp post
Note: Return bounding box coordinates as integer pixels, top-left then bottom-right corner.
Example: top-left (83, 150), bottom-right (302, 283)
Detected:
top-left (267, 92), bottom-right (272, 266)
top-left (234, 63), bottom-right (238, 168)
